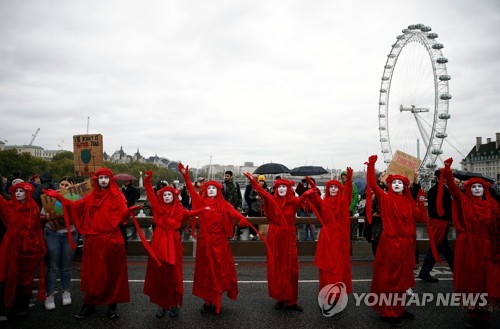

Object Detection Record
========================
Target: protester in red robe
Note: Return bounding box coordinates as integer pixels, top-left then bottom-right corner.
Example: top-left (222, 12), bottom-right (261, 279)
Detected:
top-left (0, 182), bottom-right (45, 319)
top-left (178, 163), bottom-right (249, 316)
top-left (365, 155), bottom-right (430, 326)
top-left (244, 172), bottom-right (312, 312)
top-left (441, 158), bottom-right (500, 328)
top-left (143, 170), bottom-right (208, 319)
top-left (306, 168), bottom-right (353, 296)
top-left (44, 168), bottom-right (133, 320)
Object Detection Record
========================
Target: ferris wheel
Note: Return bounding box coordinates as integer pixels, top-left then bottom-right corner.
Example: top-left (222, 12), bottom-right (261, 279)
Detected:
top-left (378, 24), bottom-right (451, 183)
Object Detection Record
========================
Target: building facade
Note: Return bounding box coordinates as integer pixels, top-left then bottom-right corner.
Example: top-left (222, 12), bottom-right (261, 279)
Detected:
top-left (460, 133), bottom-right (500, 181)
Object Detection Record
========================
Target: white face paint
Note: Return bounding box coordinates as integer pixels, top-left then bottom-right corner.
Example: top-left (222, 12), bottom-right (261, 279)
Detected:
top-left (163, 191), bottom-right (174, 204)
top-left (207, 185), bottom-right (217, 198)
top-left (98, 175), bottom-right (110, 188)
top-left (470, 183), bottom-right (484, 198)
top-left (329, 185), bottom-right (339, 196)
top-left (391, 179), bottom-right (404, 194)
top-left (15, 188), bottom-right (26, 201)
top-left (277, 184), bottom-right (287, 197)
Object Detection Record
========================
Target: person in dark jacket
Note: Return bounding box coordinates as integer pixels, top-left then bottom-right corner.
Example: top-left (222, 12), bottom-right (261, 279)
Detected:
top-left (418, 170), bottom-right (454, 282)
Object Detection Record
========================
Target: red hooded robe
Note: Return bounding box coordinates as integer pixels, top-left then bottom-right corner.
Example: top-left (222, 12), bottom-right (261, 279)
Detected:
top-left (308, 177), bottom-right (353, 293)
top-left (0, 182), bottom-right (46, 308)
top-left (366, 161), bottom-right (427, 318)
top-left (250, 178), bottom-right (308, 305)
top-left (442, 168), bottom-right (500, 305)
top-left (143, 175), bottom-right (205, 309)
top-left (57, 168), bottom-right (130, 305)
top-left (180, 167), bottom-right (246, 314)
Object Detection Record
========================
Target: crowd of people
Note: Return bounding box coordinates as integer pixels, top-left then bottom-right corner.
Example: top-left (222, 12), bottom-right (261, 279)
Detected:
top-left (0, 156), bottom-right (498, 328)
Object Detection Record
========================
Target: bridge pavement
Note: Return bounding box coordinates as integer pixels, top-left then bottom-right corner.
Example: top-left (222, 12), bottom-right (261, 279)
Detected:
top-left (1, 257), bottom-right (498, 329)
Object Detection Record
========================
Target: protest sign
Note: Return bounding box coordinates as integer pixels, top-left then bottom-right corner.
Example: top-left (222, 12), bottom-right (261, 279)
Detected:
top-left (73, 134), bottom-right (103, 177)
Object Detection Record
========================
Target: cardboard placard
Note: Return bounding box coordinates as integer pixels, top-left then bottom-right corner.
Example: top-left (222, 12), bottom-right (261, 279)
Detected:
top-left (383, 150), bottom-right (421, 182)
top-left (73, 134), bottom-right (103, 178)
top-left (41, 180), bottom-right (93, 231)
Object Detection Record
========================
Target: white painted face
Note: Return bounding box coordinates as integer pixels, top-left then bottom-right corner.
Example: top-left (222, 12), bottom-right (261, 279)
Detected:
top-left (98, 175), bottom-right (110, 188)
top-left (163, 191), bottom-right (174, 204)
top-left (470, 183), bottom-right (484, 198)
top-left (207, 185), bottom-right (218, 198)
top-left (277, 184), bottom-right (287, 197)
top-left (15, 188), bottom-right (26, 201)
top-left (391, 179), bottom-right (404, 194)
top-left (329, 185), bottom-right (339, 196)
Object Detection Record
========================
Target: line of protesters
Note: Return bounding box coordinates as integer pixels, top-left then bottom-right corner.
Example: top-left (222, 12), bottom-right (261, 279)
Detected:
top-left (0, 156), bottom-right (498, 328)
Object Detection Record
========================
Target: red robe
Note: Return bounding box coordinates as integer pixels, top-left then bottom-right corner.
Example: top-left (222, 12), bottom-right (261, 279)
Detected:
top-left (182, 173), bottom-right (246, 313)
top-left (443, 169), bottom-right (500, 304)
top-left (59, 168), bottom-right (130, 305)
top-left (0, 183), bottom-right (45, 307)
top-left (309, 179), bottom-right (353, 293)
top-left (367, 164), bottom-right (426, 318)
top-left (252, 179), bottom-right (308, 305)
top-left (143, 178), bottom-right (204, 309)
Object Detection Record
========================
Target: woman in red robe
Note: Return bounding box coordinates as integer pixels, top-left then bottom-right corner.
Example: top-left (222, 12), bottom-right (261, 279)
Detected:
top-left (306, 168), bottom-right (353, 296)
top-left (0, 182), bottom-right (45, 319)
top-left (44, 168), bottom-right (132, 320)
top-left (143, 170), bottom-right (207, 318)
top-left (365, 155), bottom-right (429, 326)
top-left (178, 163), bottom-right (248, 316)
top-left (244, 172), bottom-right (312, 312)
top-left (441, 158), bottom-right (499, 328)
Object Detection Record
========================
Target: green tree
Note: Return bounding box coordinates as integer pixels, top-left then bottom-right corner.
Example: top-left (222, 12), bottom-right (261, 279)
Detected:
top-left (0, 149), bottom-right (49, 180)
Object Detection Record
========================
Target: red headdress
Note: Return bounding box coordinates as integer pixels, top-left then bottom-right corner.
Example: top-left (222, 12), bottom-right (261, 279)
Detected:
top-left (10, 182), bottom-right (38, 212)
top-left (273, 179), bottom-right (295, 198)
top-left (463, 177), bottom-right (494, 203)
top-left (155, 186), bottom-right (183, 217)
top-left (385, 174), bottom-right (410, 195)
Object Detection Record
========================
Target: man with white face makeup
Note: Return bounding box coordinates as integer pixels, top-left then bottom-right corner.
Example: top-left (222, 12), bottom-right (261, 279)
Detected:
top-left (0, 182), bottom-right (46, 319)
top-left (179, 163), bottom-right (249, 316)
top-left (142, 170), bottom-right (209, 318)
top-left (44, 168), bottom-right (137, 320)
top-left (441, 158), bottom-right (500, 329)
top-left (244, 172), bottom-right (314, 312)
top-left (365, 155), bottom-right (432, 326)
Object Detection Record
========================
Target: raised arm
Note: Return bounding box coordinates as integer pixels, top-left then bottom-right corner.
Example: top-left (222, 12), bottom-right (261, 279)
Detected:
top-left (178, 162), bottom-right (201, 205)
top-left (366, 155), bottom-right (384, 199)
top-left (143, 170), bottom-right (161, 214)
top-left (345, 167), bottom-right (353, 202)
top-left (441, 158), bottom-right (461, 199)
top-left (244, 172), bottom-right (274, 203)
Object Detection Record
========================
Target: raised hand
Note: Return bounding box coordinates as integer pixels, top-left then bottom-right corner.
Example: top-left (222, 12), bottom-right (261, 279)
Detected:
top-left (178, 162), bottom-right (189, 175)
top-left (43, 189), bottom-right (61, 200)
top-left (347, 167), bottom-right (353, 180)
top-left (238, 218), bottom-right (249, 228)
top-left (368, 155), bottom-right (377, 165)
top-left (305, 176), bottom-right (317, 189)
top-left (129, 205), bottom-right (142, 213)
top-left (444, 157), bottom-right (453, 168)
top-left (145, 170), bottom-right (153, 177)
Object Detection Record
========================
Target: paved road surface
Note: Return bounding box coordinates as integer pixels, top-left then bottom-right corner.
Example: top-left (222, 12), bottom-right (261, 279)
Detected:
top-left (1, 257), bottom-right (498, 329)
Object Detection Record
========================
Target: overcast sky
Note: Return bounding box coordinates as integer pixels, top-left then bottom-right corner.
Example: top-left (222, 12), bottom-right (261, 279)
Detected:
top-left (1, 0), bottom-right (499, 172)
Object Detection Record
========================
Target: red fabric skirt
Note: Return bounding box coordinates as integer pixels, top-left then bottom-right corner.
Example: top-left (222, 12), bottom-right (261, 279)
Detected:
top-left (81, 234), bottom-right (130, 304)
top-left (192, 233), bottom-right (238, 306)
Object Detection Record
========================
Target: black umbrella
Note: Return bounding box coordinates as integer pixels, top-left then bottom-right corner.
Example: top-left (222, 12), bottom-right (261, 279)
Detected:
top-left (290, 165), bottom-right (328, 176)
top-left (253, 163), bottom-right (290, 175)
top-left (451, 170), bottom-right (495, 183)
